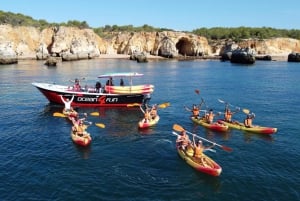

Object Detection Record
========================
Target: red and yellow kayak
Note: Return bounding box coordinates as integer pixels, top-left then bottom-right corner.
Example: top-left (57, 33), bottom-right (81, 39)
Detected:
top-left (63, 109), bottom-right (78, 121)
top-left (218, 120), bottom-right (277, 134)
top-left (70, 129), bottom-right (92, 146)
top-left (177, 144), bottom-right (222, 176)
top-left (138, 115), bottom-right (160, 129)
top-left (191, 116), bottom-right (229, 132)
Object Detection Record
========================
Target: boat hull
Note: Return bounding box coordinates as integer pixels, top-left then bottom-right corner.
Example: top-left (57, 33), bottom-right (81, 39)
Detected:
top-left (138, 115), bottom-right (160, 129)
top-left (32, 82), bottom-right (149, 107)
top-left (191, 117), bottom-right (228, 132)
top-left (218, 120), bottom-right (277, 134)
top-left (71, 130), bottom-right (92, 146)
top-left (177, 145), bottom-right (222, 176)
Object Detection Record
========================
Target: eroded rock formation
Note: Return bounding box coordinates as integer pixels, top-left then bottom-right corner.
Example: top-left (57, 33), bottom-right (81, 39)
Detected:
top-left (1, 24), bottom-right (300, 64)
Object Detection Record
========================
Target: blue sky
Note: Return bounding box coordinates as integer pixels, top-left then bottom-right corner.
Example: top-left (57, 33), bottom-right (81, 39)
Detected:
top-left (1, 0), bottom-right (300, 31)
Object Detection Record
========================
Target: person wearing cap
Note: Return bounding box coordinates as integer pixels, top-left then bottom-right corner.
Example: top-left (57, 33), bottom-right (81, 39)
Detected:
top-left (176, 130), bottom-right (191, 150)
top-left (192, 135), bottom-right (215, 160)
top-left (244, 113), bottom-right (255, 128)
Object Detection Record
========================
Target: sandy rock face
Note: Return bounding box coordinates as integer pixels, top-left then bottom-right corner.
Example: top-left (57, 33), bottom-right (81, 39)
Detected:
top-left (0, 24), bottom-right (300, 64)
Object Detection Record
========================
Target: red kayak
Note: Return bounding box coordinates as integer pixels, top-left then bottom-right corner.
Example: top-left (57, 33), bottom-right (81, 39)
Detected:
top-left (70, 128), bottom-right (92, 146)
top-left (138, 115), bottom-right (160, 129)
top-left (191, 116), bottom-right (228, 132)
top-left (176, 144), bottom-right (222, 176)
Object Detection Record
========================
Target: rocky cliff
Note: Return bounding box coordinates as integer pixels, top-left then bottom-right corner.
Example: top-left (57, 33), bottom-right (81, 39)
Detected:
top-left (0, 24), bottom-right (300, 64)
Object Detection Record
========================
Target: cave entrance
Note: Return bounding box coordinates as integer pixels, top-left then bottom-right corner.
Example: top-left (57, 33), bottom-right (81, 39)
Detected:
top-left (176, 38), bottom-right (194, 56)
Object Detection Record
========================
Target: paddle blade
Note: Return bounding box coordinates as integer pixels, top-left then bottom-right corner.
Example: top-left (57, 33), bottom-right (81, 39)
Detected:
top-left (95, 123), bottom-right (105, 128)
top-left (90, 112), bottom-right (100, 116)
top-left (127, 103), bottom-right (141, 107)
top-left (173, 124), bottom-right (185, 132)
top-left (158, 102), bottom-right (170, 109)
top-left (242, 109), bottom-right (250, 114)
top-left (221, 145), bottom-right (233, 152)
top-left (53, 112), bottom-right (66, 117)
top-left (218, 99), bottom-right (225, 104)
top-left (195, 89), bottom-right (200, 95)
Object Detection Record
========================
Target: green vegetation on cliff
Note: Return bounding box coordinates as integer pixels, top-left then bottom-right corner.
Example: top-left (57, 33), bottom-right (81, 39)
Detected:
top-left (192, 27), bottom-right (300, 41)
top-left (1, 10), bottom-right (300, 40)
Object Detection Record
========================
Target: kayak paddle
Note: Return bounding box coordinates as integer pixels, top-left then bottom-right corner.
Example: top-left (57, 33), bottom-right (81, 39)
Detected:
top-left (218, 98), bottom-right (248, 113)
top-left (127, 103), bottom-right (141, 107)
top-left (172, 124), bottom-right (232, 152)
top-left (172, 131), bottom-right (216, 153)
top-left (95, 123), bottom-right (105, 128)
top-left (53, 112), bottom-right (66, 117)
top-left (158, 102), bottom-right (170, 109)
top-left (90, 112), bottom-right (100, 116)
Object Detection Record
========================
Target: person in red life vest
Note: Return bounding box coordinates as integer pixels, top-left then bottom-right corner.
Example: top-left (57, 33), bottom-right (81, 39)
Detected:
top-left (70, 78), bottom-right (83, 91)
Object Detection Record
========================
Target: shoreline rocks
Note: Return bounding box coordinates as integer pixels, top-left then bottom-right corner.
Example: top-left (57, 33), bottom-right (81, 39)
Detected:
top-left (287, 52), bottom-right (300, 62)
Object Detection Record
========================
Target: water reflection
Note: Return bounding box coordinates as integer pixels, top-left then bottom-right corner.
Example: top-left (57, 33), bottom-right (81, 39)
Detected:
top-left (243, 132), bottom-right (274, 142)
top-left (72, 143), bottom-right (91, 159)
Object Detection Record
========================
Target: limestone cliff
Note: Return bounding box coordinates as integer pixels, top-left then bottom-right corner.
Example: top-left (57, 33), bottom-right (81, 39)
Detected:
top-left (0, 24), bottom-right (300, 64)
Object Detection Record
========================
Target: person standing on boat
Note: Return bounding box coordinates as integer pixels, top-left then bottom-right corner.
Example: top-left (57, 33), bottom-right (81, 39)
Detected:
top-left (176, 130), bottom-right (191, 150)
top-left (120, 78), bottom-right (124, 86)
top-left (95, 81), bottom-right (102, 93)
top-left (69, 78), bottom-right (83, 91)
top-left (244, 113), bottom-right (255, 128)
top-left (106, 77), bottom-right (114, 86)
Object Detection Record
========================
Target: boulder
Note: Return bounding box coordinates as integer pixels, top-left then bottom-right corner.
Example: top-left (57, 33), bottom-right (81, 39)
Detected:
top-left (44, 56), bottom-right (61, 66)
top-left (230, 48), bottom-right (256, 64)
top-left (255, 55), bottom-right (272, 61)
top-left (287, 52), bottom-right (300, 62)
top-left (0, 42), bottom-right (18, 65)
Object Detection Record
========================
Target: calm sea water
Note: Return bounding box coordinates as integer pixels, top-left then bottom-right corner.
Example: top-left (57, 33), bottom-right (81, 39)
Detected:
top-left (0, 59), bottom-right (299, 201)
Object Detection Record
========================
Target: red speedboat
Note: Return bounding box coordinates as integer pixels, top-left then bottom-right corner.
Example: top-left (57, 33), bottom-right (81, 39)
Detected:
top-left (32, 72), bottom-right (154, 107)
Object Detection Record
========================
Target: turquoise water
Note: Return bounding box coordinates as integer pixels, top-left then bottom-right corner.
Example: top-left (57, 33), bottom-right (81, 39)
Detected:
top-left (0, 59), bottom-right (299, 201)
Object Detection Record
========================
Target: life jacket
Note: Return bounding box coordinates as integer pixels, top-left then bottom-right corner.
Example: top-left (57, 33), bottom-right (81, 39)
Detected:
top-left (193, 108), bottom-right (199, 116)
top-left (225, 111), bottom-right (232, 121)
top-left (244, 118), bottom-right (252, 127)
top-left (194, 145), bottom-right (203, 158)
